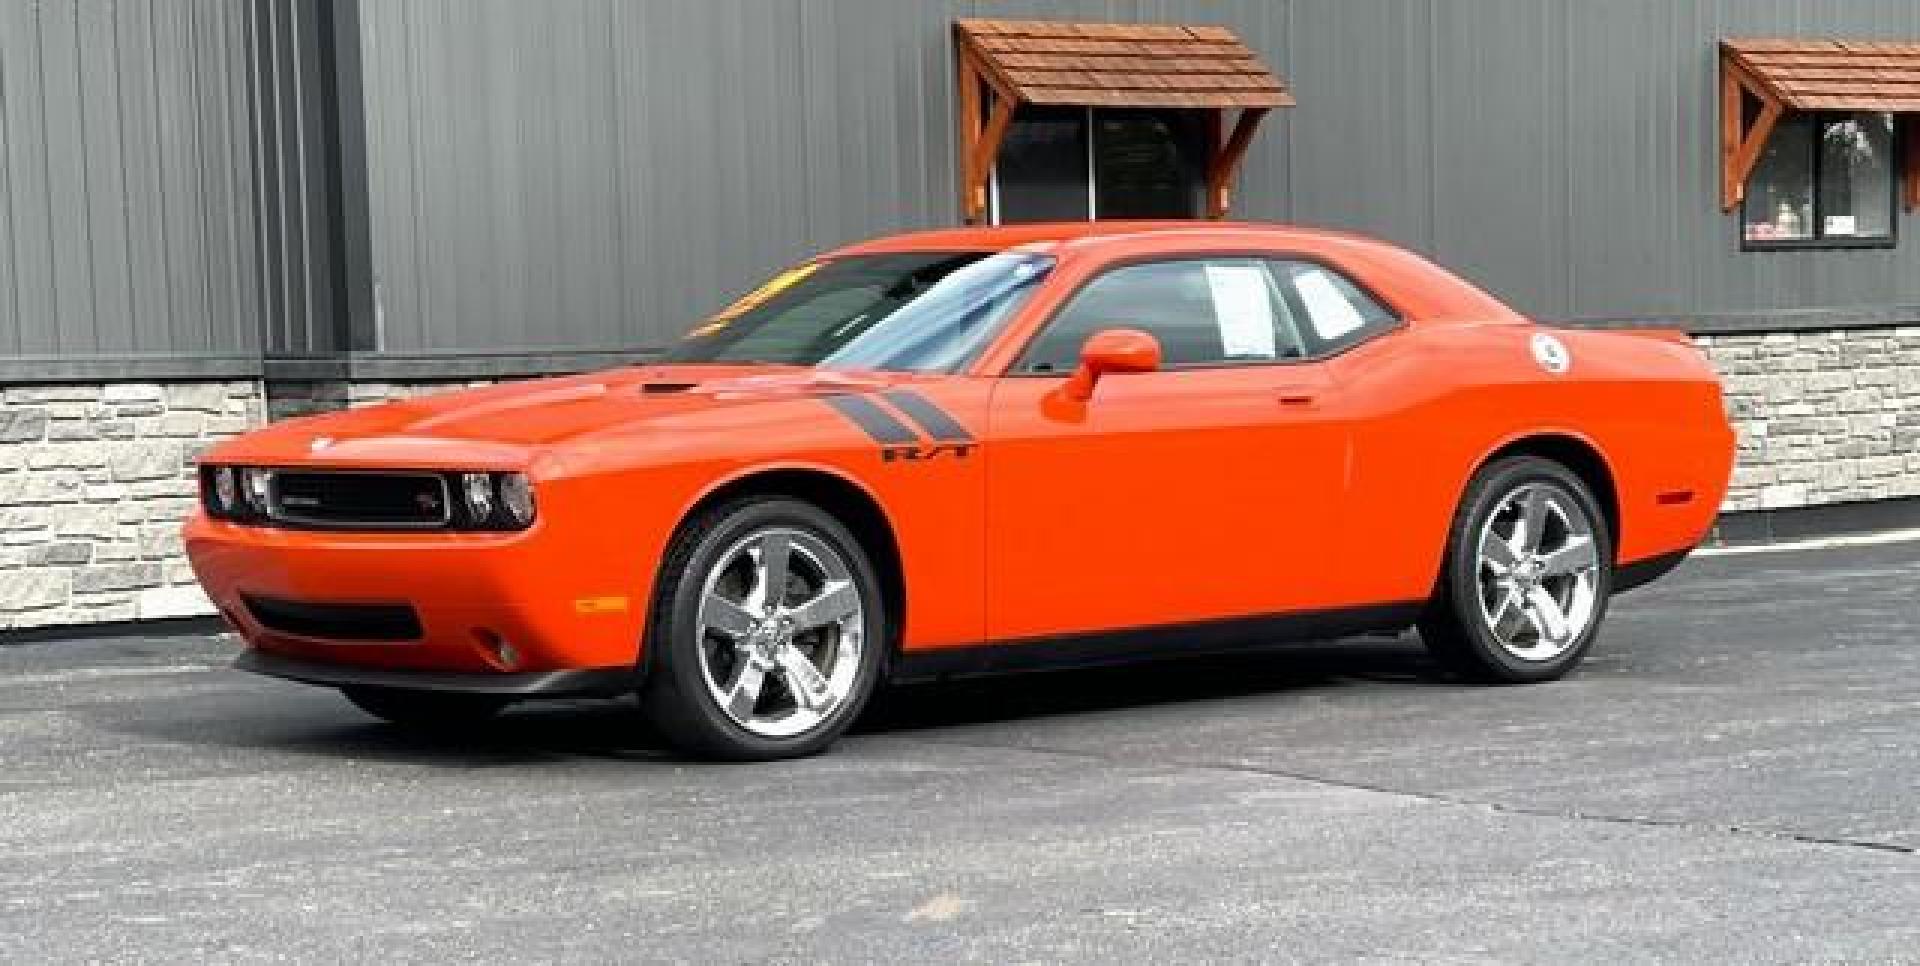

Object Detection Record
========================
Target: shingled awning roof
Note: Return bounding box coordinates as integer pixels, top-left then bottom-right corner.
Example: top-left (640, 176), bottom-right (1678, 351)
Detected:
top-left (1719, 39), bottom-right (1920, 212)
top-left (1722, 39), bottom-right (1920, 112)
top-left (955, 19), bottom-right (1293, 109)
top-left (952, 19), bottom-right (1291, 223)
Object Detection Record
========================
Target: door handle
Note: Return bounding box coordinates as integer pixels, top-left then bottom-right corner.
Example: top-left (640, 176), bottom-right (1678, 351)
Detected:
top-left (1276, 390), bottom-right (1318, 406)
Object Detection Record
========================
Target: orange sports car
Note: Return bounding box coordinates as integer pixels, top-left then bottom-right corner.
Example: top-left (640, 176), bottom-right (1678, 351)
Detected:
top-left (185, 222), bottom-right (1734, 760)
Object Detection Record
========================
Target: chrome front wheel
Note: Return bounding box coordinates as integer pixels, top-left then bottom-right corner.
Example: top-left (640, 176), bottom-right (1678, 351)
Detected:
top-left (695, 527), bottom-right (865, 739)
top-left (641, 497), bottom-right (885, 760)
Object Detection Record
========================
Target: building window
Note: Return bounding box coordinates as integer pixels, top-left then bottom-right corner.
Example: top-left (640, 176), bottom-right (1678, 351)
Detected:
top-left (991, 108), bottom-right (1209, 224)
top-left (1743, 113), bottom-right (1898, 248)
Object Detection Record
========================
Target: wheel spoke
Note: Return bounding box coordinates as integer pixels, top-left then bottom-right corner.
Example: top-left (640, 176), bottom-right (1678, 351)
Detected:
top-left (1538, 535), bottom-right (1597, 577)
top-left (785, 579), bottom-right (858, 631)
top-left (1515, 487), bottom-right (1552, 554)
top-left (1480, 527), bottom-right (1519, 575)
top-left (1489, 586), bottom-right (1528, 641)
top-left (776, 646), bottom-right (830, 711)
top-left (754, 533), bottom-right (793, 612)
top-left (1525, 586), bottom-right (1572, 643)
top-left (722, 662), bottom-right (766, 721)
top-left (701, 592), bottom-right (760, 638)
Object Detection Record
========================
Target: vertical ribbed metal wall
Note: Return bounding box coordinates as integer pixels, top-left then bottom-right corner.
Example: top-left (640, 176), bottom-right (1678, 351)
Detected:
top-left (0, 0), bottom-right (261, 366)
top-left (351, 0), bottom-right (1294, 354)
top-left (5, 0), bottom-right (1920, 376)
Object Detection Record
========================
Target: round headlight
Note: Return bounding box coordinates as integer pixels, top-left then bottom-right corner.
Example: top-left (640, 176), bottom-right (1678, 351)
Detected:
top-left (212, 467), bottom-right (237, 511)
top-left (461, 472), bottom-right (495, 523)
top-left (498, 473), bottom-right (535, 527)
top-left (243, 468), bottom-right (273, 512)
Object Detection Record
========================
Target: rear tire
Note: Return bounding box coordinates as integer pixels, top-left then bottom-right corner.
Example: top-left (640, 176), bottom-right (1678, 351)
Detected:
top-left (342, 686), bottom-right (511, 729)
top-left (639, 497), bottom-right (886, 761)
top-left (1419, 455), bottom-right (1613, 683)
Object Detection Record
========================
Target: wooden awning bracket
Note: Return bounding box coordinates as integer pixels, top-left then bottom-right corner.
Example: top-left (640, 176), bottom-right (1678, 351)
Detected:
top-left (1720, 59), bottom-right (1785, 212)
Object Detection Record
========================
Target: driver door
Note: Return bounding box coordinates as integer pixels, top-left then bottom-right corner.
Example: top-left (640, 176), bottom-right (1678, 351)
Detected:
top-left (983, 257), bottom-right (1349, 643)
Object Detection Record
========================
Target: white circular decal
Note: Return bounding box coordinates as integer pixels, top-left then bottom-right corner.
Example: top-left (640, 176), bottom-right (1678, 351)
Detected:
top-left (1531, 332), bottom-right (1571, 375)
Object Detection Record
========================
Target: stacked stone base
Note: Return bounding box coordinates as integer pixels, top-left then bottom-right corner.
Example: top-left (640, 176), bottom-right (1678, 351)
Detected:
top-left (2, 333), bottom-right (1916, 633)
top-left (0, 382), bottom-right (262, 631)
top-left (1699, 326), bottom-right (1920, 513)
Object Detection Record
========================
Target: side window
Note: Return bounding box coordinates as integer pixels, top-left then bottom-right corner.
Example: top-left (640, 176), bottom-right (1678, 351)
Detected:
top-left (1017, 259), bottom-right (1309, 373)
top-left (1267, 260), bottom-right (1399, 355)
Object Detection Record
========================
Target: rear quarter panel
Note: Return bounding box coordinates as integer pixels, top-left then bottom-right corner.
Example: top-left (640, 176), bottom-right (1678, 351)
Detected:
top-left (1325, 323), bottom-right (1732, 609)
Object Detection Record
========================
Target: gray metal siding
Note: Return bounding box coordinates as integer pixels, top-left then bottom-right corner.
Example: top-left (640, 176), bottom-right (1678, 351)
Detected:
top-left (354, 0), bottom-right (1920, 355)
top-left (1282, 0), bottom-right (1920, 324)
top-left (8, 0), bottom-right (1920, 375)
top-left (352, 0), bottom-right (1296, 354)
top-left (0, 0), bottom-right (261, 364)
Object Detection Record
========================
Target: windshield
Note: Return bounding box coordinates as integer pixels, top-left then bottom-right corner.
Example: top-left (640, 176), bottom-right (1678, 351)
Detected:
top-left (662, 251), bottom-right (1053, 373)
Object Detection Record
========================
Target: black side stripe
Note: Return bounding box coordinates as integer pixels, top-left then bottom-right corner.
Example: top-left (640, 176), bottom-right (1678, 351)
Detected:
top-left (822, 394), bottom-right (919, 445)
top-left (881, 390), bottom-right (974, 442)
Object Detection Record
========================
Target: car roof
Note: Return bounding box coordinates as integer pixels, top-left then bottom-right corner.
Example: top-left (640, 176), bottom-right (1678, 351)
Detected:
top-left (828, 221), bottom-right (1399, 260)
top-left (825, 221), bottom-right (1527, 327)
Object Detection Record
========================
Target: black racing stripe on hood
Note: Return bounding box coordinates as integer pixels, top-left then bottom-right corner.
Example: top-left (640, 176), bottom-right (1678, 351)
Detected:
top-left (822, 394), bottom-right (919, 446)
top-left (881, 390), bottom-right (973, 442)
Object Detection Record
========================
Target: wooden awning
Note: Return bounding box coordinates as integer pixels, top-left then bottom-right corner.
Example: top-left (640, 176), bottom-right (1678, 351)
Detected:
top-left (954, 19), bottom-right (1293, 223)
top-left (1720, 39), bottom-right (1920, 211)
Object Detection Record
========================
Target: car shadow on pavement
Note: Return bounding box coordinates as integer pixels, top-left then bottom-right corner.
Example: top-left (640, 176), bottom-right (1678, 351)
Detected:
top-left (857, 636), bottom-right (1443, 735)
top-left (113, 635), bottom-right (1446, 767)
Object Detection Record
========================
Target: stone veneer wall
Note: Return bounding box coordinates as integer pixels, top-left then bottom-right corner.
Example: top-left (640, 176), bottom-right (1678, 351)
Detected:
top-left (1698, 325), bottom-right (1920, 513)
top-left (1, 334), bottom-right (1916, 634)
top-left (0, 382), bottom-right (263, 631)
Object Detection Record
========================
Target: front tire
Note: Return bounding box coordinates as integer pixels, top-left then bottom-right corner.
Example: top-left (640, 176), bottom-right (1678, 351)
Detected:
top-left (342, 686), bottom-right (511, 729)
top-left (639, 497), bottom-right (886, 761)
top-left (1419, 455), bottom-right (1613, 682)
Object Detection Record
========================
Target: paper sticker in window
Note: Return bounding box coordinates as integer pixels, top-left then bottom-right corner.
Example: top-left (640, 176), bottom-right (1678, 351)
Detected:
top-left (1293, 268), bottom-right (1366, 341)
top-left (1203, 265), bottom-right (1277, 359)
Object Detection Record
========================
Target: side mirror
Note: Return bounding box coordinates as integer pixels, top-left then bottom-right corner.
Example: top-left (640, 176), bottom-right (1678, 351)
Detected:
top-left (1062, 328), bottom-right (1161, 402)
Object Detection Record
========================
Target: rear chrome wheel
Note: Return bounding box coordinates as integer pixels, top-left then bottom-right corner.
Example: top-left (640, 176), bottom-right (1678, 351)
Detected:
top-left (1474, 483), bottom-right (1601, 663)
top-left (1421, 456), bottom-right (1613, 683)
top-left (641, 497), bottom-right (886, 760)
top-left (694, 528), bottom-right (865, 739)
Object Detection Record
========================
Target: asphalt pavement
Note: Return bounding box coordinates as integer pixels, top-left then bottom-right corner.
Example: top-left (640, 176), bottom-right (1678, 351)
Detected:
top-left (1, 541), bottom-right (1916, 963)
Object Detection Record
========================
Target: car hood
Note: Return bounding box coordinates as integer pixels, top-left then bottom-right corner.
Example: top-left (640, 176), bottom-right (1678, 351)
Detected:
top-left (208, 364), bottom-right (929, 468)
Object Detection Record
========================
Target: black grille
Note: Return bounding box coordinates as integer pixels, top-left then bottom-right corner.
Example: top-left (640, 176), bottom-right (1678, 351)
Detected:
top-left (270, 472), bottom-right (450, 528)
top-left (242, 594), bottom-right (424, 642)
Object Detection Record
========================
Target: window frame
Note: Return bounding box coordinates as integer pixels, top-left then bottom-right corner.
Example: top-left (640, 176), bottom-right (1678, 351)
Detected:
top-left (1741, 111), bottom-right (1903, 253)
top-left (1002, 250), bottom-right (1407, 377)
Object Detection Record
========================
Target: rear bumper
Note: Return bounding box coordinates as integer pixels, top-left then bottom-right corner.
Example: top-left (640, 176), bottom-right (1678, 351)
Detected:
top-left (236, 649), bottom-right (635, 697)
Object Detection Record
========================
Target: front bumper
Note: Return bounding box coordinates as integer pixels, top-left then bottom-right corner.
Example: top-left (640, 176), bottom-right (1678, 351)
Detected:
top-left (184, 511), bottom-right (658, 674)
top-left (235, 650), bottom-right (635, 696)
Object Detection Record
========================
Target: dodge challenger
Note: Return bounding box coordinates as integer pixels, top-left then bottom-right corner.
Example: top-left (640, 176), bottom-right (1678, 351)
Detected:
top-left (185, 222), bottom-right (1734, 760)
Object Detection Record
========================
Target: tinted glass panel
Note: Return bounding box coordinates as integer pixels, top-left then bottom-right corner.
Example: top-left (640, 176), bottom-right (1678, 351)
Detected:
top-left (1093, 110), bottom-right (1205, 219)
top-left (1268, 260), bottom-right (1399, 355)
top-left (1745, 117), bottom-right (1817, 242)
top-left (994, 106), bottom-right (1091, 223)
top-left (1818, 113), bottom-right (1894, 240)
top-left (1018, 259), bottom-right (1308, 373)
top-left (665, 252), bottom-right (1053, 373)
